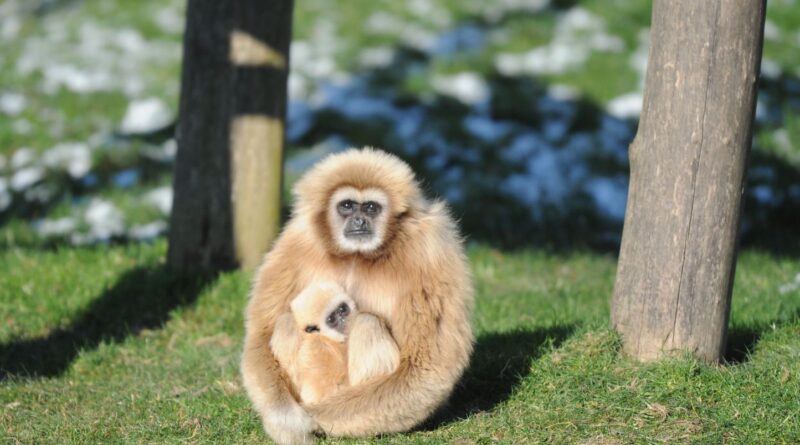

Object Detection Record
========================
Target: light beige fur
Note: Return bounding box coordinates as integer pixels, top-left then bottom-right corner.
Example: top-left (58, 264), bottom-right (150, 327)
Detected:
top-left (241, 148), bottom-right (474, 444)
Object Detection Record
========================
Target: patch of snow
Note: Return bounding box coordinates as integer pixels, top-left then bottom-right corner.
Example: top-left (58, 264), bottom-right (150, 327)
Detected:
top-left (0, 178), bottom-right (10, 211)
top-left (154, 7), bottom-right (184, 34)
top-left (431, 72), bottom-right (488, 105)
top-left (17, 18), bottom-right (179, 97)
top-left (34, 217), bottom-right (78, 237)
top-left (119, 97), bottom-right (173, 134)
top-left (779, 273), bottom-right (800, 295)
top-left (630, 29), bottom-right (650, 88)
top-left (408, 0), bottom-right (451, 27)
top-left (42, 142), bottom-right (92, 178)
top-left (358, 47), bottom-right (395, 68)
top-left (0, 92), bottom-right (27, 116)
top-left (144, 186), bottom-right (173, 215)
top-left (10, 147), bottom-right (35, 169)
top-left (128, 220), bottom-right (168, 241)
top-left (24, 183), bottom-right (57, 204)
top-left (494, 7), bottom-right (623, 76)
top-left (84, 198), bottom-right (125, 241)
top-left (760, 59), bottom-right (781, 80)
top-left (478, 0), bottom-right (549, 22)
top-left (547, 84), bottom-right (580, 101)
top-left (12, 118), bottom-right (33, 135)
top-left (365, 12), bottom-right (406, 35)
top-left (763, 20), bottom-right (782, 41)
top-left (1, 15), bottom-right (22, 40)
top-left (143, 138), bottom-right (178, 163)
top-left (773, 129), bottom-right (792, 152)
top-left (607, 93), bottom-right (643, 119)
top-left (288, 72), bottom-right (309, 99)
top-left (11, 166), bottom-right (44, 191)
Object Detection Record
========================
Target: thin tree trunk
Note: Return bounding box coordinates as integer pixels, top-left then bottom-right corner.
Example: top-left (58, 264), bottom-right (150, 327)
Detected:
top-left (168, 0), bottom-right (293, 271)
top-left (611, 0), bottom-right (766, 363)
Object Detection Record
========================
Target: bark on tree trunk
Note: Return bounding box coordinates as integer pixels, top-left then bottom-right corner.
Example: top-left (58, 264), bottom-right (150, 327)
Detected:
top-left (611, 0), bottom-right (766, 363)
top-left (168, 0), bottom-right (293, 271)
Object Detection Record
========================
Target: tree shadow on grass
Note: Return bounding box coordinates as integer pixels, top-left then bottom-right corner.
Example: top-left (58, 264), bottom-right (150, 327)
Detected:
top-left (422, 325), bottom-right (575, 429)
top-left (724, 309), bottom-right (800, 364)
top-left (0, 265), bottom-right (218, 380)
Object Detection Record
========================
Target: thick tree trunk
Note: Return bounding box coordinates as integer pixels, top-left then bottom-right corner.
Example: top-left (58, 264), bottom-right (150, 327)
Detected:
top-left (168, 0), bottom-right (293, 271)
top-left (611, 0), bottom-right (766, 363)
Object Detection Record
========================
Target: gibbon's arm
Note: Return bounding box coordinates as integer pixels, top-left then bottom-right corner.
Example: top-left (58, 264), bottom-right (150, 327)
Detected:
top-left (241, 253), bottom-right (315, 445)
top-left (347, 313), bottom-right (401, 386)
top-left (270, 313), bottom-right (302, 381)
top-left (306, 253), bottom-right (473, 437)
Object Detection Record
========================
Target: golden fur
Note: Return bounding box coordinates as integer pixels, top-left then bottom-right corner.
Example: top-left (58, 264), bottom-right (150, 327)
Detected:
top-left (241, 148), bottom-right (474, 443)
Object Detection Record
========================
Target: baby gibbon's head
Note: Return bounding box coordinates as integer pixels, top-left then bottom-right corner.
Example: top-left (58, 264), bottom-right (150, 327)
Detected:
top-left (290, 282), bottom-right (356, 343)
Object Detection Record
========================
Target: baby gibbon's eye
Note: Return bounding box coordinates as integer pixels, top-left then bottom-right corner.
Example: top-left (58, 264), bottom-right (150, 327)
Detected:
top-left (304, 325), bottom-right (319, 333)
top-left (326, 314), bottom-right (336, 327)
top-left (337, 303), bottom-right (350, 316)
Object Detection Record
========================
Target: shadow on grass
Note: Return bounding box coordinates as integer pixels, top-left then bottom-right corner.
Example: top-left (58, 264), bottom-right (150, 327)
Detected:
top-left (725, 309), bottom-right (800, 364)
top-left (0, 265), bottom-right (217, 380)
top-left (422, 325), bottom-right (575, 429)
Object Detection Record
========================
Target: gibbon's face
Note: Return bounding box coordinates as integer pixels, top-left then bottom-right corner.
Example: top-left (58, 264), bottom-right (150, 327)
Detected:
top-left (327, 186), bottom-right (390, 254)
top-left (304, 300), bottom-right (351, 339)
top-left (291, 283), bottom-right (356, 343)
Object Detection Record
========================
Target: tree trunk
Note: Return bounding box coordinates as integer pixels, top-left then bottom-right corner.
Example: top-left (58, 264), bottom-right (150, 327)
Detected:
top-left (168, 0), bottom-right (293, 271)
top-left (611, 0), bottom-right (766, 363)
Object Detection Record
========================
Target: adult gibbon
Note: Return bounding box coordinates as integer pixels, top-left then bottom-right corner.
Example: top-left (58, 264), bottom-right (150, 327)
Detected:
top-left (241, 148), bottom-right (474, 444)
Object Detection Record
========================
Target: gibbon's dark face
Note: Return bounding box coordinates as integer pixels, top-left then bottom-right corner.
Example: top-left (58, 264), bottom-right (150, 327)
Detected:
top-left (327, 187), bottom-right (390, 253)
top-left (338, 199), bottom-right (382, 239)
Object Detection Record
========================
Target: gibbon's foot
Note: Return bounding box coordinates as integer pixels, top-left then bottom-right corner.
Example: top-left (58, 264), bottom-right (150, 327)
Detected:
top-left (263, 401), bottom-right (316, 445)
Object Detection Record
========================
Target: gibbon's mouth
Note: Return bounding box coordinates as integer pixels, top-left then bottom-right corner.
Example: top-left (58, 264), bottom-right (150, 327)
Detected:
top-left (345, 229), bottom-right (372, 237)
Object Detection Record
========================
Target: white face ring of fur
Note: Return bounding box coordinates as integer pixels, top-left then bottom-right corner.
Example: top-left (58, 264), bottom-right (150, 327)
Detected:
top-left (326, 186), bottom-right (390, 254)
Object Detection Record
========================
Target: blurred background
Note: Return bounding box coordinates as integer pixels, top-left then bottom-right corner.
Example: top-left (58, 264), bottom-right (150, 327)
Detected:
top-left (1, 0), bottom-right (798, 253)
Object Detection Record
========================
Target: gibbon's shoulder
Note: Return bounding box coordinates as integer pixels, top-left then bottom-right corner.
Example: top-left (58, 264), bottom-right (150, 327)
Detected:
top-left (396, 198), bottom-right (465, 262)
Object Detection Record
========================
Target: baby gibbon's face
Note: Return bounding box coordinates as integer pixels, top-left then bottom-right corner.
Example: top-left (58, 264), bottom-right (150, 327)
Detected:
top-left (290, 282), bottom-right (356, 343)
top-left (327, 186), bottom-right (390, 254)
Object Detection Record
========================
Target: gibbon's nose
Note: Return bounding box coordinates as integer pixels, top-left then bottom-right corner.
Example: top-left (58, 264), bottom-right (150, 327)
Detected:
top-left (353, 216), bottom-right (365, 228)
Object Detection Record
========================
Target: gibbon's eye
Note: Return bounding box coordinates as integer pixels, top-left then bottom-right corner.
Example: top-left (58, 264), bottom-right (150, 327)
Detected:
top-left (337, 303), bottom-right (350, 316)
top-left (362, 201), bottom-right (381, 215)
top-left (326, 313), bottom-right (336, 327)
top-left (304, 325), bottom-right (319, 333)
top-left (337, 200), bottom-right (357, 216)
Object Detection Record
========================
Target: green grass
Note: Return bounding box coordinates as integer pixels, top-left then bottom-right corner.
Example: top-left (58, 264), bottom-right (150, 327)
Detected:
top-left (2, 1), bottom-right (800, 443)
top-left (2, 242), bottom-right (799, 444)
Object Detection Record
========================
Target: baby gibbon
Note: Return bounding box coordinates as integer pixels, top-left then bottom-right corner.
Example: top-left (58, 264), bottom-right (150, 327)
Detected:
top-left (270, 282), bottom-right (354, 404)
